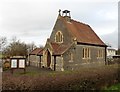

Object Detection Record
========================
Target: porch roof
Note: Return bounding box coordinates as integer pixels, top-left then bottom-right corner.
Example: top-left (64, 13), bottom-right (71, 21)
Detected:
top-left (50, 42), bottom-right (72, 55)
top-left (29, 48), bottom-right (43, 56)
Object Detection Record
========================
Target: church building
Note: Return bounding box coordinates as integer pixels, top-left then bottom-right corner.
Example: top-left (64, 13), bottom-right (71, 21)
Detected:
top-left (30, 10), bottom-right (107, 71)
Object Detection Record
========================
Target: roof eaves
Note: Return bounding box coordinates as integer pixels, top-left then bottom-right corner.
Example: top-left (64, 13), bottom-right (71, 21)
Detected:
top-left (77, 42), bottom-right (107, 47)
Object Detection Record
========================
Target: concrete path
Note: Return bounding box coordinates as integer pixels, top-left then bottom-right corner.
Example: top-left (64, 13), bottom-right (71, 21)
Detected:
top-left (0, 68), bottom-right (2, 91)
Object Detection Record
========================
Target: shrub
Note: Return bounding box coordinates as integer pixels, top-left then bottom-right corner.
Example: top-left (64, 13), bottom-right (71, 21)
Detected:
top-left (2, 64), bottom-right (120, 90)
top-left (3, 61), bottom-right (10, 71)
top-left (108, 58), bottom-right (120, 65)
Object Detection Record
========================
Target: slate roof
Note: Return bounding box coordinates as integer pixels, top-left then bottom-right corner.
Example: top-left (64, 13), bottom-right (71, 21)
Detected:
top-left (60, 16), bottom-right (106, 46)
top-left (37, 49), bottom-right (43, 55)
top-left (50, 42), bottom-right (72, 55)
top-left (31, 14), bottom-right (106, 56)
top-left (46, 16), bottom-right (106, 56)
top-left (29, 48), bottom-right (43, 55)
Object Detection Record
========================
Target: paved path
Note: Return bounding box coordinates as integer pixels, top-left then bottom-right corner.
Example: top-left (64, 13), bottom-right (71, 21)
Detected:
top-left (0, 68), bottom-right (2, 91)
top-left (0, 68), bottom-right (1, 73)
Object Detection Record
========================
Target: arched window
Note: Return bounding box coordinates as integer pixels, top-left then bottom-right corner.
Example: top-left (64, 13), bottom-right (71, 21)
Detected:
top-left (55, 31), bottom-right (63, 43)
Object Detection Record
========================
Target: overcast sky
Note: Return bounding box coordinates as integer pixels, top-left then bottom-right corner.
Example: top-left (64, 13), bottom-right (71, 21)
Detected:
top-left (0, 0), bottom-right (118, 49)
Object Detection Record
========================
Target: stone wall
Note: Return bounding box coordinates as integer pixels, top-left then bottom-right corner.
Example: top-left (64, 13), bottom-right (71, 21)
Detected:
top-left (61, 44), bottom-right (105, 71)
top-left (29, 55), bottom-right (42, 67)
top-left (50, 17), bottom-right (73, 44)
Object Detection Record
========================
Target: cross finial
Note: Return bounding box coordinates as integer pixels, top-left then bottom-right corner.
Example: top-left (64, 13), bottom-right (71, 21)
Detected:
top-left (58, 9), bottom-right (61, 16)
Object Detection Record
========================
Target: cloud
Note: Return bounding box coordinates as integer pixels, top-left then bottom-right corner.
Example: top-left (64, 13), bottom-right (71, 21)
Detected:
top-left (100, 30), bottom-right (118, 49)
top-left (0, 0), bottom-right (118, 47)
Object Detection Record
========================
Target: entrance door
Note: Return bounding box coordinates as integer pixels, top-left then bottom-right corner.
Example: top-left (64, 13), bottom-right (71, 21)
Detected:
top-left (47, 50), bottom-right (51, 68)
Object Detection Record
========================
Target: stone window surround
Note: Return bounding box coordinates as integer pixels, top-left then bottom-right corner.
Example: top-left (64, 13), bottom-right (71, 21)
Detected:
top-left (97, 49), bottom-right (103, 58)
top-left (55, 31), bottom-right (63, 43)
top-left (82, 48), bottom-right (91, 59)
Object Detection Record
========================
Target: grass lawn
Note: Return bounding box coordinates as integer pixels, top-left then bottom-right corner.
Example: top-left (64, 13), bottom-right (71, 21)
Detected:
top-left (0, 54), bottom-right (2, 58)
top-left (104, 83), bottom-right (120, 91)
top-left (3, 66), bottom-right (68, 78)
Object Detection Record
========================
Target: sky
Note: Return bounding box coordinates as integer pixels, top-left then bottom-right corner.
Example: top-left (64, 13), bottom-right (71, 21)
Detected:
top-left (0, 0), bottom-right (118, 49)
top-left (118, 1), bottom-right (120, 49)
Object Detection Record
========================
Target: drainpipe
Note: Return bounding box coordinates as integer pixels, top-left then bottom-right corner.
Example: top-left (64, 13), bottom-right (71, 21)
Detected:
top-left (39, 56), bottom-right (41, 68)
top-left (54, 56), bottom-right (56, 71)
top-left (105, 46), bottom-right (107, 65)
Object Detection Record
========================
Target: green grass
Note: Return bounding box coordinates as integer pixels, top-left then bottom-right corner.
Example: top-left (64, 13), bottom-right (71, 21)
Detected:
top-left (15, 71), bottom-right (38, 76)
top-left (104, 83), bottom-right (120, 91)
top-left (0, 53), bottom-right (2, 58)
top-left (4, 64), bottom-right (119, 76)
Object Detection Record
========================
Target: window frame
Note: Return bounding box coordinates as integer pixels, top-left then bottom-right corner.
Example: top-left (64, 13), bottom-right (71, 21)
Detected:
top-left (97, 49), bottom-right (103, 58)
top-left (69, 52), bottom-right (74, 62)
top-left (82, 47), bottom-right (91, 59)
top-left (55, 31), bottom-right (63, 43)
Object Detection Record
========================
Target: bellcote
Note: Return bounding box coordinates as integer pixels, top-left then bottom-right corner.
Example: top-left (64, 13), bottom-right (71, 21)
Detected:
top-left (62, 10), bottom-right (71, 18)
top-left (58, 9), bottom-right (71, 22)
top-left (62, 10), bottom-right (71, 22)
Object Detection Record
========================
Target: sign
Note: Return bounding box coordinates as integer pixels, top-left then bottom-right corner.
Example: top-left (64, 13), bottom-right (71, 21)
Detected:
top-left (10, 57), bottom-right (26, 74)
top-left (11, 59), bottom-right (17, 68)
top-left (19, 59), bottom-right (25, 68)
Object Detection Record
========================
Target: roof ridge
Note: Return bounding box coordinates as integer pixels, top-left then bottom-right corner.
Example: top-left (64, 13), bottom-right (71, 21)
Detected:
top-left (71, 19), bottom-right (90, 27)
top-left (60, 16), bottom-right (86, 25)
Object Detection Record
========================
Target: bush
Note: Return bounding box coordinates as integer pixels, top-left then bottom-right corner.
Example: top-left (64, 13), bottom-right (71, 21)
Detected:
top-left (104, 83), bottom-right (120, 91)
top-left (108, 58), bottom-right (120, 65)
top-left (2, 64), bottom-right (120, 90)
top-left (3, 61), bottom-right (10, 71)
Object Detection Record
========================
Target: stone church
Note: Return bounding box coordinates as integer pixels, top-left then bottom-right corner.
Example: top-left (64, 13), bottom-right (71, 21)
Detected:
top-left (29, 10), bottom-right (107, 71)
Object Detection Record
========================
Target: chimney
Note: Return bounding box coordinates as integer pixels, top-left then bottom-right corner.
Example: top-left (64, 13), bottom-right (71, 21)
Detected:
top-left (62, 10), bottom-right (71, 22)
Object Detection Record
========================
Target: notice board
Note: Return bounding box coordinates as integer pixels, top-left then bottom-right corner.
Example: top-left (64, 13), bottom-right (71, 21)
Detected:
top-left (10, 57), bottom-right (26, 73)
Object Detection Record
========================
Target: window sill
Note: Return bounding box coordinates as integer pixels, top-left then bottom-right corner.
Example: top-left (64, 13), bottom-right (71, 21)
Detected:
top-left (82, 58), bottom-right (91, 59)
top-left (97, 57), bottom-right (103, 59)
top-left (55, 42), bottom-right (63, 44)
top-left (69, 60), bottom-right (74, 62)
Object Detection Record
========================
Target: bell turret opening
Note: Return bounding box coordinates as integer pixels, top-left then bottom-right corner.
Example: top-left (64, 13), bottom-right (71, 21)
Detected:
top-left (62, 10), bottom-right (71, 22)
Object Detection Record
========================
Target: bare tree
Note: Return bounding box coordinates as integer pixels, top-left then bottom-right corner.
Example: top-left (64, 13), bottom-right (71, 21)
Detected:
top-left (39, 45), bottom-right (44, 48)
top-left (10, 36), bottom-right (17, 43)
top-left (27, 42), bottom-right (37, 53)
top-left (0, 37), bottom-right (7, 51)
top-left (3, 40), bottom-right (28, 58)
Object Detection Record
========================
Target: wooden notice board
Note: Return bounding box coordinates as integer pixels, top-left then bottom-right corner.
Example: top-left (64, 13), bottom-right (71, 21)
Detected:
top-left (10, 57), bottom-right (26, 74)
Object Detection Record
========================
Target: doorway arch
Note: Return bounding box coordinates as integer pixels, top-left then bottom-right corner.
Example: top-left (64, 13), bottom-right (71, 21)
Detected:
top-left (47, 50), bottom-right (51, 68)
